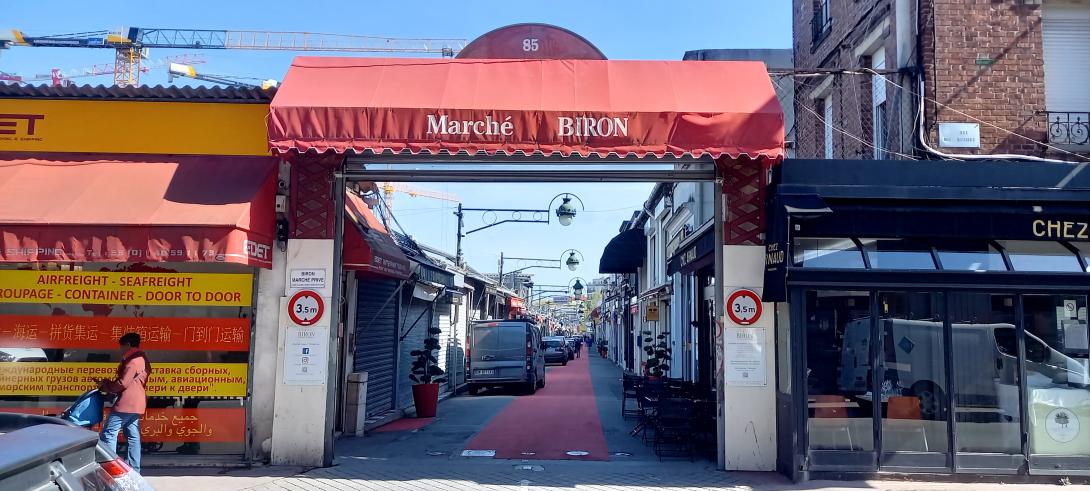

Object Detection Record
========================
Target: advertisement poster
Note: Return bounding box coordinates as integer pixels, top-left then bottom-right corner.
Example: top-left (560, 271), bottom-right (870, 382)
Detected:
top-left (0, 315), bottom-right (250, 351)
top-left (0, 362), bottom-right (248, 397)
top-left (283, 326), bottom-right (328, 385)
top-left (0, 270), bottom-right (252, 306)
top-left (725, 327), bottom-right (767, 387)
top-left (2, 407), bottom-right (246, 443)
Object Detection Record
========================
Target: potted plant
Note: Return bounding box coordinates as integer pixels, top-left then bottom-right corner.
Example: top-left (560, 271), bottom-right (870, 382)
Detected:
top-left (409, 326), bottom-right (447, 418)
top-left (642, 330), bottom-right (672, 379)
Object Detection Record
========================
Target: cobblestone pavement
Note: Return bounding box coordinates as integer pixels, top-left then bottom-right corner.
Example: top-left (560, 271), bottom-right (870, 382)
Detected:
top-left (142, 458), bottom-right (1090, 491)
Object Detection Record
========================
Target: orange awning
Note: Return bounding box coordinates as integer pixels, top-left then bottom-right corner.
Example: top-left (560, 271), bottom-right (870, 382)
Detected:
top-left (269, 57), bottom-right (784, 160)
top-left (0, 153), bottom-right (278, 268)
top-left (344, 192), bottom-right (411, 280)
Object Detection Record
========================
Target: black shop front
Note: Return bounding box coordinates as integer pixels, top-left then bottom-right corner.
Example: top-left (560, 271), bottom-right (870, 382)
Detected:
top-left (767, 159), bottom-right (1090, 480)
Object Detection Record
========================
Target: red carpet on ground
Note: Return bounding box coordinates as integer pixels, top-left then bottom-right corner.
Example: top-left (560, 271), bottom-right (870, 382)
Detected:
top-left (463, 351), bottom-right (608, 461)
top-left (372, 417), bottom-right (434, 433)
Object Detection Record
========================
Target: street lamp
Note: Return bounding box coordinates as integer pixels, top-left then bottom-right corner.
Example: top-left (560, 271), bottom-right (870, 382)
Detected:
top-left (454, 193), bottom-right (585, 266)
top-left (569, 277), bottom-right (588, 297)
top-left (564, 249), bottom-right (583, 271)
top-left (556, 195), bottom-right (577, 226)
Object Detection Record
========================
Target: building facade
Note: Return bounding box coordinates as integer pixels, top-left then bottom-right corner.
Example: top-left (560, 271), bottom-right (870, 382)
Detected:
top-left (792, 0), bottom-right (1090, 160)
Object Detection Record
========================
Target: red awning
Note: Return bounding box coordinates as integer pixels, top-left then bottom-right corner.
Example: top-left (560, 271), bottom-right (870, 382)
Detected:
top-left (269, 57), bottom-right (784, 160)
top-left (0, 153), bottom-right (278, 268)
top-left (343, 192), bottom-right (411, 280)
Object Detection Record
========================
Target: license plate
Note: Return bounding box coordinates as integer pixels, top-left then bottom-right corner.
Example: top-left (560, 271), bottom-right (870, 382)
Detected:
top-left (475, 369), bottom-right (494, 376)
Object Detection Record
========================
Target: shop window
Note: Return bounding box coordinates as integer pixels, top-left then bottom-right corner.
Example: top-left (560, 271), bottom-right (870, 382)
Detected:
top-left (1023, 295), bottom-right (1090, 457)
top-left (878, 292), bottom-right (949, 456)
top-left (935, 240), bottom-right (1007, 272)
top-left (804, 290), bottom-right (874, 452)
top-left (860, 239), bottom-right (937, 270)
top-left (949, 293), bottom-right (1022, 455)
top-left (998, 241), bottom-right (1082, 272)
top-left (793, 238), bottom-right (865, 269)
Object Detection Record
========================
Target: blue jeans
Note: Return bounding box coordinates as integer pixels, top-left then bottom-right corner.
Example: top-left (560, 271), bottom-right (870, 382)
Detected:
top-left (100, 411), bottom-right (141, 472)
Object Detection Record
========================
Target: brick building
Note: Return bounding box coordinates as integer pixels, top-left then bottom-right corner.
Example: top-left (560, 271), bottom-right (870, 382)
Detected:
top-left (792, 0), bottom-right (1090, 160)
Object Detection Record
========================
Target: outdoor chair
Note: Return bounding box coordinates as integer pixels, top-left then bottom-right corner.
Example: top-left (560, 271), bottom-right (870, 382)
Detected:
top-left (634, 378), bottom-right (667, 444)
top-left (653, 397), bottom-right (695, 461)
top-left (621, 373), bottom-right (643, 419)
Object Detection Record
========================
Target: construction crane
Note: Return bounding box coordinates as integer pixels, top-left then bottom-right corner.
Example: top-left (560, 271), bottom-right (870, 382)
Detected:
top-left (2, 28), bottom-right (467, 87)
top-left (167, 63), bottom-right (277, 89)
top-left (381, 183), bottom-right (461, 222)
top-left (16, 54), bottom-right (206, 87)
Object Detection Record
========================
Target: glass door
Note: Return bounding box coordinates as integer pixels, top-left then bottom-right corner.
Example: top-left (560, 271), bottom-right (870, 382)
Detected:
top-left (949, 292), bottom-right (1025, 473)
top-left (877, 291), bottom-right (951, 470)
top-left (1024, 294), bottom-right (1090, 473)
top-left (803, 290), bottom-right (876, 470)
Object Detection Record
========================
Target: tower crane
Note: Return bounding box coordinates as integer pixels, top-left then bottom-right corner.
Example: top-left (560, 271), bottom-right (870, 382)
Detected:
top-left (381, 183), bottom-right (461, 222)
top-left (167, 63), bottom-right (277, 89)
top-left (2, 28), bottom-right (467, 87)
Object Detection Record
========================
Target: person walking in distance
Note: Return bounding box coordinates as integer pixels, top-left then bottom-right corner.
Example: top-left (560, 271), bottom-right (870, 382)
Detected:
top-left (97, 332), bottom-right (151, 472)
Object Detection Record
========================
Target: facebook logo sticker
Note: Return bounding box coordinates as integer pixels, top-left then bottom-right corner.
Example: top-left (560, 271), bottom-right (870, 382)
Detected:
top-left (302, 347), bottom-right (310, 354)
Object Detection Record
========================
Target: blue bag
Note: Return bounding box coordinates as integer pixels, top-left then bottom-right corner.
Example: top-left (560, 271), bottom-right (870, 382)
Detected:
top-left (61, 388), bottom-right (105, 427)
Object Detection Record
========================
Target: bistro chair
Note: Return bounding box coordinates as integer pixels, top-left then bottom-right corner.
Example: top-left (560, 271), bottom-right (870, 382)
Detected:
top-left (621, 373), bottom-right (643, 419)
top-left (635, 378), bottom-right (667, 444)
top-left (653, 397), bottom-right (695, 461)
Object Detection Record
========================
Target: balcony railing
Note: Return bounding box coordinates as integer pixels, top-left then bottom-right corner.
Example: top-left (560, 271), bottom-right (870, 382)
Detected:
top-left (1045, 111), bottom-right (1090, 147)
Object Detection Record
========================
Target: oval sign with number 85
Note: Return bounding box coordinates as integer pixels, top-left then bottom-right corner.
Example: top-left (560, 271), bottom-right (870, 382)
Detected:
top-left (288, 290), bottom-right (324, 326)
top-left (726, 289), bottom-right (762, 326)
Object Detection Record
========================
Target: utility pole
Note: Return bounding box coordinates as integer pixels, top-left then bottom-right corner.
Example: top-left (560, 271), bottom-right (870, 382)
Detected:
top-left (455, 204), bottom-right (464, 267)
top-left (497, 252), bottom-right (504, 287)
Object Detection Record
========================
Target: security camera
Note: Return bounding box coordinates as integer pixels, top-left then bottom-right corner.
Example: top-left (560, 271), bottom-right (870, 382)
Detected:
top-left (277, 179), bottom-right (289, 193)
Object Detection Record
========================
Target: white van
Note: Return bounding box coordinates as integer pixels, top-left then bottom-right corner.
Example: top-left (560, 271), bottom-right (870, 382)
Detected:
top-left (839, 319), bottom-right (1089, 412)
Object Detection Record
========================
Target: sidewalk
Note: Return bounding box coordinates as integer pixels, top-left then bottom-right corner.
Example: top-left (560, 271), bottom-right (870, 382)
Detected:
top-left (145, 459), bottom-right (1090, 491)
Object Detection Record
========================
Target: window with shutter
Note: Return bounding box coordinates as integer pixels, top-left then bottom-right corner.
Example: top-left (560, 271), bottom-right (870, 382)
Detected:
top-left (1042, 3), bottom-right (1090, 146)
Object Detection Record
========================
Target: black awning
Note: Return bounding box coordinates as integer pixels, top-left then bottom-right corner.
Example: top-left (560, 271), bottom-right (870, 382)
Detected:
top-left (667, 226), bottom-right (716, 276)
top-left (599, 228), bottom-right (646, 274)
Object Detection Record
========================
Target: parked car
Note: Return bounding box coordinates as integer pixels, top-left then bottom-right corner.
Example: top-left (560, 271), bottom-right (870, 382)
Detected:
top-left (0, 412), bottom-right (154, 490)
top-left (467, 319), bottom-right (546, 395)
top-left (543, 336), bottom-right (570, 365)
top-left (0, 347), bottom-right (48, 362)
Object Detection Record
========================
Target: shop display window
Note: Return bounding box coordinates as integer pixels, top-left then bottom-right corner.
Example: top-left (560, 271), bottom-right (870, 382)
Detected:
top-left (804, 290), bottom-right (873, 451)
top-left (948, 293), bottom-right (1022, 454)
top-left (793, 238), bottom-right (865, 269)
top-left (1066, 243), bottom-right (1090, 273)
top-left (878, 292), bottom-right (948, 455)
top-left (998, 241), bottom-right (1082, 273)
top-left (1023, 295), bottom-right (1090, 457)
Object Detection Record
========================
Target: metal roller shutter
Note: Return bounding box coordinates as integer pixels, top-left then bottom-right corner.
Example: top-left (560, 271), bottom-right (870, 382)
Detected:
top-left (354, 279), bottom-right (400, 418)
top-left (1043, 4), bottom-right (1090, 112)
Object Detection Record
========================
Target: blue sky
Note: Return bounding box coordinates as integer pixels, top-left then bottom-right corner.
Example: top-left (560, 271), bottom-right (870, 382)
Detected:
top-left (2, 0), bottom-right (792, 289)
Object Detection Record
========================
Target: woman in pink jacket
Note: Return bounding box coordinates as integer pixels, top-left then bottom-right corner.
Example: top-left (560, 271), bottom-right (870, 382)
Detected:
top-left (97, 332), bottom-right (151, 472)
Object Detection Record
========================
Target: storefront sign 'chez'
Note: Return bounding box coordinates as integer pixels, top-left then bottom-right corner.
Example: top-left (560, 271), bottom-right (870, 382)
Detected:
top-left (1033, 219), bottom-right (1090, 240)
top-left (426, 114), bottom-right (630, 138)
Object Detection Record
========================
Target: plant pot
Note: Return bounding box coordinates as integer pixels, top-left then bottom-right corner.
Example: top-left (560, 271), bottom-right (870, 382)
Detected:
top-left (411, 383), bottom-right (440, 418)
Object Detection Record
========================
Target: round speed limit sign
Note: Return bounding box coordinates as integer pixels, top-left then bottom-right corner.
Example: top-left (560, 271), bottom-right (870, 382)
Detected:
top-left (726, 288), bottom-right (762, 326)
top-left (288, 290), bottom-right (324, 326)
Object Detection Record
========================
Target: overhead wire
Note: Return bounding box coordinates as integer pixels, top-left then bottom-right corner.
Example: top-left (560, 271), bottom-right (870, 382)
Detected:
top-left (774, 75), bottom-right (920, 160)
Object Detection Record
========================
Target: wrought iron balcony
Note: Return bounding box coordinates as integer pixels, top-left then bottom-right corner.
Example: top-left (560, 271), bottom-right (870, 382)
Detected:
top-left (1044, 111), bottom-right (1090, 147)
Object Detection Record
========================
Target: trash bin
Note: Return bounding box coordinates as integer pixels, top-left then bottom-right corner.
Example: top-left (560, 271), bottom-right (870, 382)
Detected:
top-left (346, 372), bottom-right (369, 437)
